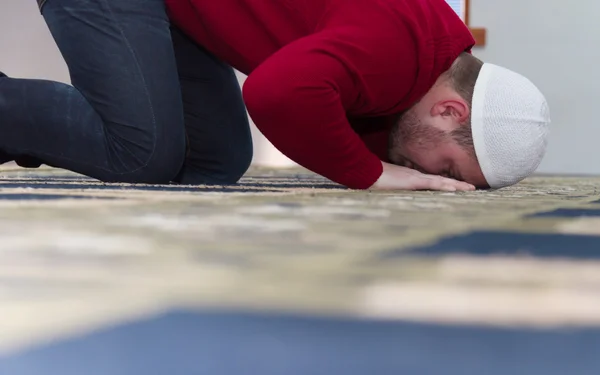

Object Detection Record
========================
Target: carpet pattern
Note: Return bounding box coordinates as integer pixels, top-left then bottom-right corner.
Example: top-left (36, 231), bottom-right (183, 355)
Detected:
top-left (1, 165), bottom-right (600, 374)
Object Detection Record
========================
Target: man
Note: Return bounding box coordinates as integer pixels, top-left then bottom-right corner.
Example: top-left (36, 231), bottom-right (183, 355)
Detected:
top-left (0, 0), bottom-right (549, 192)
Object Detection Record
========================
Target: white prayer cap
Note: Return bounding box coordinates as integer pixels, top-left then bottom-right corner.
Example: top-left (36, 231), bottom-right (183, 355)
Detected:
top-left (471, 63), bottom-right (551, 188)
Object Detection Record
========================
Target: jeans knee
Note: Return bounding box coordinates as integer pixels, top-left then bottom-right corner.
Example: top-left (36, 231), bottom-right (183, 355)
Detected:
top-left (204, 141), bottom-right (253, 184)
top-left (136, 145), bottom-right (186, 184)
top-left (175, 141), bottom-right (252, 185)
top-left (106, 132), bottom-right (186, 184)
top-left (223, 142), bottom-right (253, 183)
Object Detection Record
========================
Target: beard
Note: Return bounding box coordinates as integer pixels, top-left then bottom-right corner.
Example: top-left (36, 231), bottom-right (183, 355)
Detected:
top-left (388, 108), bottom-right (449, 165)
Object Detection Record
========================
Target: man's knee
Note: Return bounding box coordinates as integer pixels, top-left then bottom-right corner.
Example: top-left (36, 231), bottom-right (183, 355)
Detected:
top-left (137, 146), bottom-right (186, 184)
top-left (221, 141), bottom-right (253, 183)
top-left (176, 140), bottom-right (253, 185)
top-left (202, 140), bottom-right (253, 184)
top-left (107, 128), bottom-right (186, 184)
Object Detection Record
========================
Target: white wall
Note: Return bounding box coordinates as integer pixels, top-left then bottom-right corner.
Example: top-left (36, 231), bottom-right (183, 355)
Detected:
top-left (2, 0), bottom-right (597, 175)
top-left (0, 1), bottom-right (69, 82)
top-left (470, 0), bottom-right (600, 176)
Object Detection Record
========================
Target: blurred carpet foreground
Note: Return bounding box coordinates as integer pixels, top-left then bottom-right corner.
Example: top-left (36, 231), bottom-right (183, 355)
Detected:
top-left (1, 164), bottom-right (600, 374)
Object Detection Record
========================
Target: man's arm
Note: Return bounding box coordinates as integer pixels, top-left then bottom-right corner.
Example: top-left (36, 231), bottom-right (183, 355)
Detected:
top-left (243, 26), bottom-right (474, 191)
top-left (242, 31), bottom-right (383, 189)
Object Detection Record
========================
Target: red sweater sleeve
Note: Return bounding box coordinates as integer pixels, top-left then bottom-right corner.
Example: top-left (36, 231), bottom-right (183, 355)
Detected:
top-left (242, 22), bottom-right (416, 189)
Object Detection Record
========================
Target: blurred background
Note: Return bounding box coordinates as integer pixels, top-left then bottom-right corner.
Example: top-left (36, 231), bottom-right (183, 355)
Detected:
top-left (1, 0), bottom-right (593, 174)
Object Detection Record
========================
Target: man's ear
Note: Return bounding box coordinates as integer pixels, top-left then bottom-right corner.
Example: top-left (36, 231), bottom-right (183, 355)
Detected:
top-left (431, 99), bottom-right (470, 124)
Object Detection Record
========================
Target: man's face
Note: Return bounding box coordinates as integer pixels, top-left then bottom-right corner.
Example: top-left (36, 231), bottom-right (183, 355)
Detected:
top-left (388, 108), bottom-right (488, 188)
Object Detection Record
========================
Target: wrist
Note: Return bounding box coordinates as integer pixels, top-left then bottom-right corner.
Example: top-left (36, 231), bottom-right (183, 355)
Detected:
top-left (368, 161), bottom-right (389, 190)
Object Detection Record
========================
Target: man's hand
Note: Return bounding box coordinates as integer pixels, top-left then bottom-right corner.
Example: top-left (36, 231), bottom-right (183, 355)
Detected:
top-left (369, 162), bottom-right (476, 191)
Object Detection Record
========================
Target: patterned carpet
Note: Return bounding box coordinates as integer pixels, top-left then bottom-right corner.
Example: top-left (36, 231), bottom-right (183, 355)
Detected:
top-left (0, 164), bottom-right (600, 374)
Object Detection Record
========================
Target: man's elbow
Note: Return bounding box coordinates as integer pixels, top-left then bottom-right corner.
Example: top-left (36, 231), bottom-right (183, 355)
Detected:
top-left (242, 72), bottom-right (296, 129)
top-left (243, 74), bottom-right (271, 121)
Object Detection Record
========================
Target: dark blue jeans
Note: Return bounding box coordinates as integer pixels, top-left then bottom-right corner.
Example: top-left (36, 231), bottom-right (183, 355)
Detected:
top-left (0, 0), bottom-right (252, 184)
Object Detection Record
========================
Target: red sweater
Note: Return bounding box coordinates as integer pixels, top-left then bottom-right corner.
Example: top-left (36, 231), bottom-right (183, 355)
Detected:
top-left (165, 0), bottom-right (475, 189)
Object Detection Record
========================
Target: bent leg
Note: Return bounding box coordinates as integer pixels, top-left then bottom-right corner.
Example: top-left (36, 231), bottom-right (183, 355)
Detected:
top-left (170, 27), bottom-right (253, 185)
top-left (0, 0), bottom-right (186, 183)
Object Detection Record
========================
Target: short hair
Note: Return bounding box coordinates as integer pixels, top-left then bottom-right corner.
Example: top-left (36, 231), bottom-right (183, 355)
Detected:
top-left (444, 52), bottom-right (484, 157)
